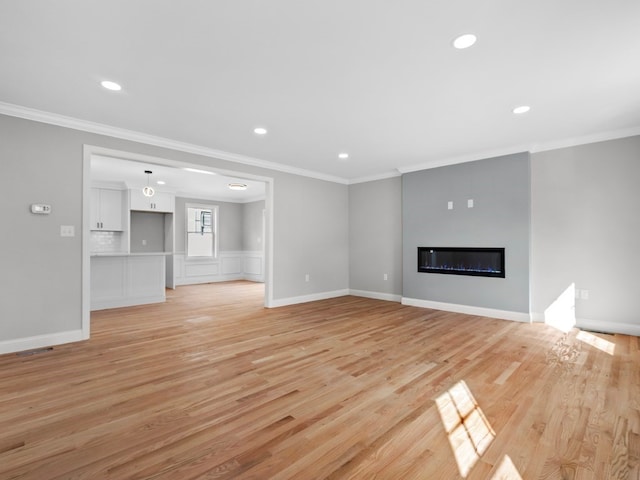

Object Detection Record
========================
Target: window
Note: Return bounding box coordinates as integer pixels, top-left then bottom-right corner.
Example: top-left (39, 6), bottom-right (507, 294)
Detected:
top-left (186, 204), bottom-right (218, 257)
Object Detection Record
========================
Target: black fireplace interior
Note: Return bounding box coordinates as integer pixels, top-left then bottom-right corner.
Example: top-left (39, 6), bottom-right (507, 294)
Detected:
top-left (417, 247), bottom-right (505, 278)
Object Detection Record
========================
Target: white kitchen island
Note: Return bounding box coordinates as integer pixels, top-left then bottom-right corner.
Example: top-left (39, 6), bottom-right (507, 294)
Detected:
top-left (90, 253), bottom-right (168, 311)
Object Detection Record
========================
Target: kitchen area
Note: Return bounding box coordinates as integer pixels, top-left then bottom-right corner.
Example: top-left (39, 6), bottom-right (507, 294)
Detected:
top-left (90, 182), bottom-right (174, 310)
top-left (89, 154), bottom-right (266, 311)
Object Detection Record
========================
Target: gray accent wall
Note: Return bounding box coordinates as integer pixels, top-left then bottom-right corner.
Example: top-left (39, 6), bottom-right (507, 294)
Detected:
top-left (402, 153), bottom-right (531, 313)
top-left (531, 135), bottom-right (640, 329)
top-left (349, 177), bottom-right (402, 296)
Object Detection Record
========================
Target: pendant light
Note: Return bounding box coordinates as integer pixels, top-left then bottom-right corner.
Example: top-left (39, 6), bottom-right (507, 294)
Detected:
top-left (142, 170), bottom-right (155, 197)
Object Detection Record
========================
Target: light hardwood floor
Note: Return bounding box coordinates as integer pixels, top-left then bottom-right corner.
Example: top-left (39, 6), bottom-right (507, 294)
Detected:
top-left (1, 281), bottom-right (639, 479)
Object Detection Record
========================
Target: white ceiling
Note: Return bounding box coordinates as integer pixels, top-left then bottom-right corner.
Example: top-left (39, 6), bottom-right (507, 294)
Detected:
top-left (91, 155), bottom-right (265, 202)
top-left (2, 1), bottom-right (640, 183)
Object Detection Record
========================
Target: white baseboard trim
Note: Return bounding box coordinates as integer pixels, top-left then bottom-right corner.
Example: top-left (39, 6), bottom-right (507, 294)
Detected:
top-left (349, 289), bottom-right (402, 303)
top-left (529, 312), bottom-right (640, 336)
top-left (576, 318), bottom-right (640, 336)
top-left (0, 329), bottom-right (86, 355)
top-left (175, 274), bottom-right (245, 286)
top-left (530, 312), bottom-right (545, 323)
top-left (268, 289), bottom-right (350, 308)
top-left (401, 297), bottom-right (531, 323)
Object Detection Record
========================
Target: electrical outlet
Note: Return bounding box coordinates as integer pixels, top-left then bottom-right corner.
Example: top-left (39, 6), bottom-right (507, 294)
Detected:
top-left (447, 201), bottom-right (453, 210)
top-left (305, 274), bottom-right (310, 282)
top-left (383, 273), bottom-right (388, 281)
top-left (142, 239), bottom-right (147, 246)
top-left (60, 225), bottom-right (75, 237)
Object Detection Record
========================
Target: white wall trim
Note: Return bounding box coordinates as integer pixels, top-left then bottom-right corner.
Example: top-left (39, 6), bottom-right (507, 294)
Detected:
top-left (0, 330), bottom-right (86, 355)
top-left (174, 251), bottom-right (264, 286)
top-left (396, 126), bottom-right (640, 175)
top-left (530, 312), bottom-right (545, 323)
top-left (527, 312), bottom-right (640, 336)
top-left (348, 170), bottom-right (402, 185)
top-left (349, 289), bottom-right (402, 302)
top-left (401, 297), bottom-right (532, 323)
top-left (269, 289), bottom-right (350, 308)
top-left (0, 102), bottom-right (348, 185)
top-left (575, 318), bottom-right (640, 336)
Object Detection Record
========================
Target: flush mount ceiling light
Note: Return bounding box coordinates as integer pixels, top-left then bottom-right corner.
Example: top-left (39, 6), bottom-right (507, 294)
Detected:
top-left (100, 80), bottom-right (122, 91)
top-left (338, 153), bottom-right (349, 160)
top-left (142, 170), bottom-right (155, 197)
top-left (453, 34), bottom-right (477, 49)
top-left (254, 127), bottom-right (267, 135)
top-left (513, 105), bottom-right (531, 114)
top-left (228, 183), bottom-right (248, 191)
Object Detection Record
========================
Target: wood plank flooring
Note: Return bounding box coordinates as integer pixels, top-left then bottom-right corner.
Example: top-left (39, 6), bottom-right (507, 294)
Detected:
top-left (1, 281), bottom-right (639, 479)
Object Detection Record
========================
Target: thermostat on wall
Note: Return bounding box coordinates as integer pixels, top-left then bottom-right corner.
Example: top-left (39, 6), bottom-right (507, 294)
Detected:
top-left (31, 204), bottom-right (51, 214)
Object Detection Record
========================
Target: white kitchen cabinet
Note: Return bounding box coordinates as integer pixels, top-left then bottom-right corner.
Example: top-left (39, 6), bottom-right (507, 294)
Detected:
top-left (90, 254), bottom-right (166, 310)
top-left (91, 188), bottom-right (124, 231)
top-left (130, 189), bottom-right (174, 212)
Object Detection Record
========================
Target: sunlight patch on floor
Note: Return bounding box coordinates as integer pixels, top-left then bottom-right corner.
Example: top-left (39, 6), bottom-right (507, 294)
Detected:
top-left (435, 380), bottom-right (495, 477)
top-left (577, 330), bottom-right (615, 355)
top-left (490, 454), bottom-right (524, 479)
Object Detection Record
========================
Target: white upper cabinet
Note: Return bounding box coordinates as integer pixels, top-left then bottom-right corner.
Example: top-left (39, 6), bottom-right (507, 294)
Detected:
top-left (91, 188), bottom-right (124, 231)
top-left (130, 189), bottom-right (174, 213)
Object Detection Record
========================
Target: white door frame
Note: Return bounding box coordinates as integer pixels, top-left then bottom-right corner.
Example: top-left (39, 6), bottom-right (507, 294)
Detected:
top-left (81, 145), bottom-right (275, 339)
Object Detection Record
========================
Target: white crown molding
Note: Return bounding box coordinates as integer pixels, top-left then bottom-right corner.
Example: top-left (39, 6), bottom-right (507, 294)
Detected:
top-left (348, 170), bottom-right (402, 185)
top-left (0, 101), bottom-right (349, 185)
top-left (397, 126), bottom-right (640, 174)
top-left (397, 147), bottom-right (532, 174)
top-left (529, 125), bottom-right (640, 155)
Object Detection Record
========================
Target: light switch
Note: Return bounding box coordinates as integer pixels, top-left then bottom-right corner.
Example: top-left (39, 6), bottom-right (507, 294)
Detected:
top-left (468, 199), bottom-right (474, 208)
top-left (60, 225), bottom-right (75, 237)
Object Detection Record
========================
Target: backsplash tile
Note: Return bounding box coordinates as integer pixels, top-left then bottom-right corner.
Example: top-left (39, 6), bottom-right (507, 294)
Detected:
top-left (91, 231), bottom-right (123, 253)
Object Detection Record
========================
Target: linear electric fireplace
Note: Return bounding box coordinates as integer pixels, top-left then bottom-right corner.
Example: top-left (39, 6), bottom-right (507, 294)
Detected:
top-left (417, 247), bottom-right (505, 278)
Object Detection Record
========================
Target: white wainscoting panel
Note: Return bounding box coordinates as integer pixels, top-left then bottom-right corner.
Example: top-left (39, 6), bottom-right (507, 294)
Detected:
top-left (174, 251), bottom-right (264, 286)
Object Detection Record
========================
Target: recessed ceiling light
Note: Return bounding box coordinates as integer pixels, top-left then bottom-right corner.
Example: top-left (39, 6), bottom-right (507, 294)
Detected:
top-left (453, 34), bottom-right (477, 49)
top-left (228, 183), bottom-right (248, 191)
top-left (338, 153), bottom-right (349, 160)
top-left (156, 180), bottom-right (166, 185)
top-left (254, 127), bottom-right (267, 135)
top-left (100, 80), bottom-right (122, 91)
top-left (183, 167), bottom-right (216, 175)
top-left (513, 105), bottom-right (531, 114)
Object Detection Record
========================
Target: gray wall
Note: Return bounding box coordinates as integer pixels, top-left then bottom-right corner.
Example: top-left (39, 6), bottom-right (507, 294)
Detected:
top-left (243, 200), bottom-right (265, 251)
top-left (531, 135), bottom-right (640, 328)
top-left (274, 175), bottom-right (349, 298)
top-left (174, 197), bottom-right (245, 253)
top-left (0, 114), bottom-right (350, 344)
top-left (130, 211), bottom-right (167, 253)
top-left (0, 116), bottom-right (83, 339)
top-left (402, 153), bottom-right (531, 313)
top-left (349, 177), bottom-right (402, 296)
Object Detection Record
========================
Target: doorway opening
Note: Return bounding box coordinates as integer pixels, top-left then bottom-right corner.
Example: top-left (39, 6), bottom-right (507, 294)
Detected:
top-left (82, 145), bottom-right (274, 338)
